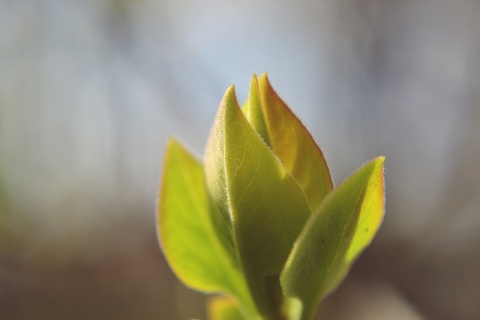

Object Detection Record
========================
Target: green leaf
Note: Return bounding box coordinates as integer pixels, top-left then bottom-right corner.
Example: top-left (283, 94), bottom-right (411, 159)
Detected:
top-left (242, 74), bottom-right (270, 145)
top-left (158, 138), bottom-right (253, 313)
top-left (280, 157), bottom-right (385, 320)
top-left (257, 74), bottom-right (333, 211)
top-left (208, 296), bottom-right (245, 320)
top-left (204, 86), bottom-right (311, 318)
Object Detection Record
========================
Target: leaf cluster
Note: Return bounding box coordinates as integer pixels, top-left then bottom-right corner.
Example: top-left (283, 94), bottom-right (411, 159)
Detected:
top-left (158, 74), bottom-right (385, 320)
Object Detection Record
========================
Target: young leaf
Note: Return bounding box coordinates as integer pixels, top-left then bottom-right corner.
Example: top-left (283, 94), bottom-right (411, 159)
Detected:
top-left (242, 74), bottom-right (270, 145)
top-left (204, 86), bottom-right (311, 317)
top-left (208, 296), bottom-right (245, 320)
top-left (258, 74), bottom-right (333, 211)
top-left (280, 157), bottom-right (385, 320)
top-left (158, 138), bottom-right (252, 312)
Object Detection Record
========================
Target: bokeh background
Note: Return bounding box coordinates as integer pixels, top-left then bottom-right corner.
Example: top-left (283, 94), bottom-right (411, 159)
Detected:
top-left (1, 1), bottom-right (480, 319)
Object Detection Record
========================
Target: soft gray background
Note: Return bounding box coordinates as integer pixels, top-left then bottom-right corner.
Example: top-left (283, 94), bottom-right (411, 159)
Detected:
top-left (1, 1), bottom-right (480, 319)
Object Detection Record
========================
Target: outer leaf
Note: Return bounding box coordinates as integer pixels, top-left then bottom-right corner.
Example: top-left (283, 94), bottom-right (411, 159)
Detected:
top-left (208, 296), bottom-right (245, 320)
top-left (204, 86), bottom-right (311, 317)
top-left (280, 157), bottom-right (385, 320)
top-left (258, 74), bottom-right (333, 211)
top-left (158, 138), bottom-right (253, 313)
top-left (327, 157), bottom-right (385, 295)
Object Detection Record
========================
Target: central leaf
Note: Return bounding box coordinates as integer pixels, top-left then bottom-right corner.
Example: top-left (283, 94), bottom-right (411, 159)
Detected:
top-left (205, 86), bottom-right (311, 317)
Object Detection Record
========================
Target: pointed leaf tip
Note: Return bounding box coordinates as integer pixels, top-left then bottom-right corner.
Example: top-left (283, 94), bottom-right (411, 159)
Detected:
top-left (243, 74), bottom-right (270, 145)
top-left (344, 156), bottom-right (385, 262)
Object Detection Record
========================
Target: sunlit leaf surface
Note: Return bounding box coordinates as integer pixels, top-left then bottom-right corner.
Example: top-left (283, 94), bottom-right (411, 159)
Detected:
top-left (204, 87), bottom-right (311, 317)
top-left (258, 74), bottom-right (333, 211)
top-left (280, 157), bottom-right (385, 320)
top-left (243, 75), bottom-right (270, 145)
top-left (158, 138), bottom-right (252, 312)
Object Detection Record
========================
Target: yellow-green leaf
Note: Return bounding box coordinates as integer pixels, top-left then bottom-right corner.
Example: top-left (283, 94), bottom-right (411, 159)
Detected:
top-left (204, 86), bottom-right (311, 317)
top-left (242, 74), bottom-right (270, 145)
top-left (280, 157), bottom-right (385, 320)
top-left (258, 74), bottom-right (333, 211)
top-left (158, 138), bottom-right (252, 312)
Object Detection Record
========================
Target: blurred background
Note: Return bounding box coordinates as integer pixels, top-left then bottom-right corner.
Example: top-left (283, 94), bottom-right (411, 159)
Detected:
top-left (1, 0), bottom-right (480, 319)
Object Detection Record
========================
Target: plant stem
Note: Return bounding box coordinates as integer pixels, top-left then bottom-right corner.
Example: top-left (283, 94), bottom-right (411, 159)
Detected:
top-left (265, 275), bottom-right (287, 320)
